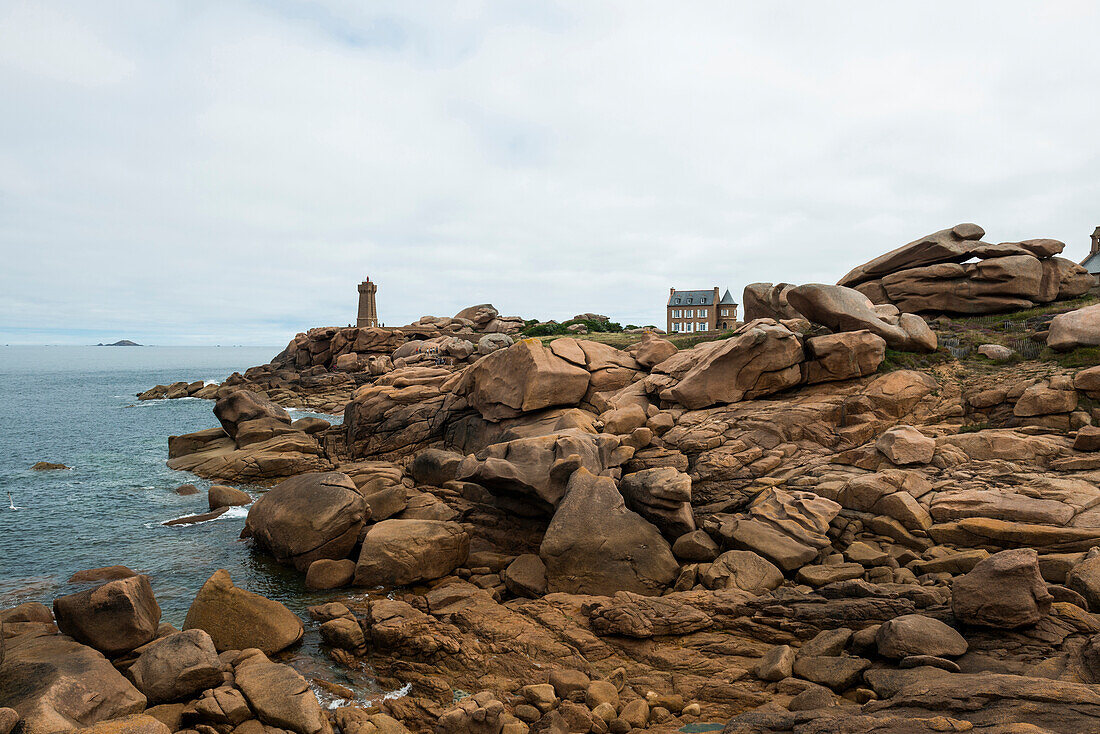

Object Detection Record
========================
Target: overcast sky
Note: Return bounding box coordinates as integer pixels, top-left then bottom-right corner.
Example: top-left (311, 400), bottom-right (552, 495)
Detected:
top-left (2, 1), bottom-right (1100, 345)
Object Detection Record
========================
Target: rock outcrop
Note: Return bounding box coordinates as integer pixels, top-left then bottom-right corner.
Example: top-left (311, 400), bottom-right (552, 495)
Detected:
top-left (456, 339), bottom-right (591, 421)
top-left (647, 320), bottom-right (806, 409)
top-left (836, 223), bottom-right (1093, 314)
top-left (0, 633), bottom-right (147, 734)
top-left (786, 283), bottom-right (937, 352)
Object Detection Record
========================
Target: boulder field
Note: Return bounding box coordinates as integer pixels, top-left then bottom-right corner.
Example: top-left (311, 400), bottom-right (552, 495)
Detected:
top-left (34, 228), bottom-right (1100, 733)
top-left (0, 571), bottom-right (332, 734)
top-left (129, 270), bottom-right (1100, 732)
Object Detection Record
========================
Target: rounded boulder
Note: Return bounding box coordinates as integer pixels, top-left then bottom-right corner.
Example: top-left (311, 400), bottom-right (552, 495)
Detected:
top-left (244, 472), bottom-right (368, 572)
top-left (354, 519), bottom-right (470, 588)
top-left (53, 575), bottom-right (161, 656)
top-left (875, 614), bottom-right (967, 659)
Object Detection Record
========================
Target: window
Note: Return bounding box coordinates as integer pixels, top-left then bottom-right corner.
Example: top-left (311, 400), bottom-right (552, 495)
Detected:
top-left (687, 298), bottom-right (692, 303)
top-left (697, 322), bottom-right (707, 331)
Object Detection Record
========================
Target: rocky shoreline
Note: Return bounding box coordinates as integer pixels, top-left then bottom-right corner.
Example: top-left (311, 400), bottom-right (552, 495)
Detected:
top-left (6, 224), bottom-right (1100, 734)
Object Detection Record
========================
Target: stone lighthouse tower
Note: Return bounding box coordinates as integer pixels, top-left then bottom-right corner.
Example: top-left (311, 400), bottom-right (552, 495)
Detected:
top-left (356, 278), bottom-right (379, 327)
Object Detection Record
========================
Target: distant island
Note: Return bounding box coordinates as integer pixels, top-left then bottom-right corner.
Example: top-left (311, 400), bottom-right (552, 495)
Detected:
top-left (96, 340), bottom-right (142, 346)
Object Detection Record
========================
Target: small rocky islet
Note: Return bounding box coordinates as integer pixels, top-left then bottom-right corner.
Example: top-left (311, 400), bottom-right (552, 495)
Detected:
top-left (7, 224), bottom-right (1100, 734)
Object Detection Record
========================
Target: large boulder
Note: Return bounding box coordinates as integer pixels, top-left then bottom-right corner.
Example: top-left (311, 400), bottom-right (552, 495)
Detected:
top-left (53, 575), bottom-right (161, 656)
top-left (208, 484), bottom-right (251, 510)
top-left (456, 430), bottom-right (624, 512)
top-left (652, 320), bottom-right (804, 410)
top-left (183, 570), bottom-right (303, 654)
top-left (839, 223), bottom-right (986, 287)
top-left (742, 283), bottom-right (799, 321)
top-left (456, 339), bottom-right (591, 421)
top-left (213, 390), bottom-right (291, 440)
top-left (876, 425), bottom-right (935, 465)
top-left (454, 304), bottom-right (499, 327)
top-left (951, 549), bottom-right (1052, 629)
top-left (1048, 304), bottom-right (1100, 352)
top-left (618, 467), bottom-right (695, 538)
top-left (128, 629), bottom-right (223, 704)
top-left (878, 255), bottom-right (1044, 313)
top-left (875, 614), bottom-right (968, 659)
top-left (786, 283), bottom-right (936, 352)
top-left (0, 633), bottom-right (147, 734)
top-left (243, 472), bottom-right (368, 571)
top-left (700, 550), bottom-right (783, 594)
top-left (540, 469), bottom-right (679, 596)
top-left (354, 519), bottom-right (469, 587)
top-left (501, 554), bottom-right (548, 598)
top-left (477, 333), bottom-right (513, 355)
top-left (626, 333), bottom-right (678, 370)
top-left (235, 657), bottom-right (330, 734)
top-left (801, 330), bottom-right (886, 384)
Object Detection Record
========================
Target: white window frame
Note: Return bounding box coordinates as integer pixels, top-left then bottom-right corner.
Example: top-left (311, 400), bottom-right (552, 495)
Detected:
top-left (697, 321), bottom-right (707, 331)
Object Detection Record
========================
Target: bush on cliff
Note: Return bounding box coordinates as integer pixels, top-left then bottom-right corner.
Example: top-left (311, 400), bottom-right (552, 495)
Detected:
top-left (521, 318), bottom-right (624, 337)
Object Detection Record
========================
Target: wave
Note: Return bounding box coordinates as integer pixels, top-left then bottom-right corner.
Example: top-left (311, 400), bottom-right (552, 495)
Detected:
top-left (382, 683), bottom-right (412, 700)
top-left (152, 504), bottom-right (248, 528)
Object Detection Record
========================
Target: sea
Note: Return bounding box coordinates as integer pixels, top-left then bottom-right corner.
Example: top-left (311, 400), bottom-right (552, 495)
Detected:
top-left (0, 345), bottom-right (391, 706)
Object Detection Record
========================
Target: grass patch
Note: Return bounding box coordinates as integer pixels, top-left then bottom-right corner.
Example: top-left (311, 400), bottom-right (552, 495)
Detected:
top-left (957, 422), bottom-right (991, 434)
top-left (668, 330), bottom-right (736, 349)
top-left (879, 348), bottom-right (952, 372)
top-left (1047, 346), bottom-right (1100, 369)
top-left (535, 329), bottom-right (735, 351)
top-left (950, 292), bottom-right (1099, 328)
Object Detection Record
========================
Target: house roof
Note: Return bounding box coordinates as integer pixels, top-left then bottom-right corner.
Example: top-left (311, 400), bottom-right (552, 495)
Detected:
top-left (1082, 251), bottom-right (1100, 275)
top-left (668, 289), bottom-right (716, 306)
top-left (719, 289), bottom-right (738, 305)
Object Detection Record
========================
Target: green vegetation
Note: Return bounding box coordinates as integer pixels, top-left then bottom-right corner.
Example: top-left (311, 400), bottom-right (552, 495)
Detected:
top-left (957, 422), bottom-right (991, 434)
top-left (952, 292), bottom-right (1098, 326)
top-left (668, 330), bottom-right (736, 349)
top-left (1048, 346), bottom-right (1100, 368)
top-left (878, 348), bottom-right (951, 373)
top-left (521, 318), bottom-right (624, 337)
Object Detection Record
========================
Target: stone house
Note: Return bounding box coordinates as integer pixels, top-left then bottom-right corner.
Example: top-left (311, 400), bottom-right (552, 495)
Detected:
top-left (1081, 226), bottom-right (1100, 280)
top-left (667, 287), bottom-right (738, 334)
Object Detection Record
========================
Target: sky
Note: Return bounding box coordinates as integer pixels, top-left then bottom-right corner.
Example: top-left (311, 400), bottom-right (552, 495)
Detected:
top-left (2, 1), bottom-right (1100, 345)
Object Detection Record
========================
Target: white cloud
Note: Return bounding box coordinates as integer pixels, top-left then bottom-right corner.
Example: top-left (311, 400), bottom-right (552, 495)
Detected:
top-left (1, 1), bottom-right (1099, 344)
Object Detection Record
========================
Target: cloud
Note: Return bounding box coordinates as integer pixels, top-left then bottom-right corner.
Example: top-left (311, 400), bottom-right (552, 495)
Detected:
top-left (1, 0), bottom-right (1099, 344)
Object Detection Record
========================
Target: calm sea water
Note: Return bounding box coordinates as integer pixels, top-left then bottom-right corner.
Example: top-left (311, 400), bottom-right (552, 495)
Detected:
top-left (0, 345), bottom-right (382, 702)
